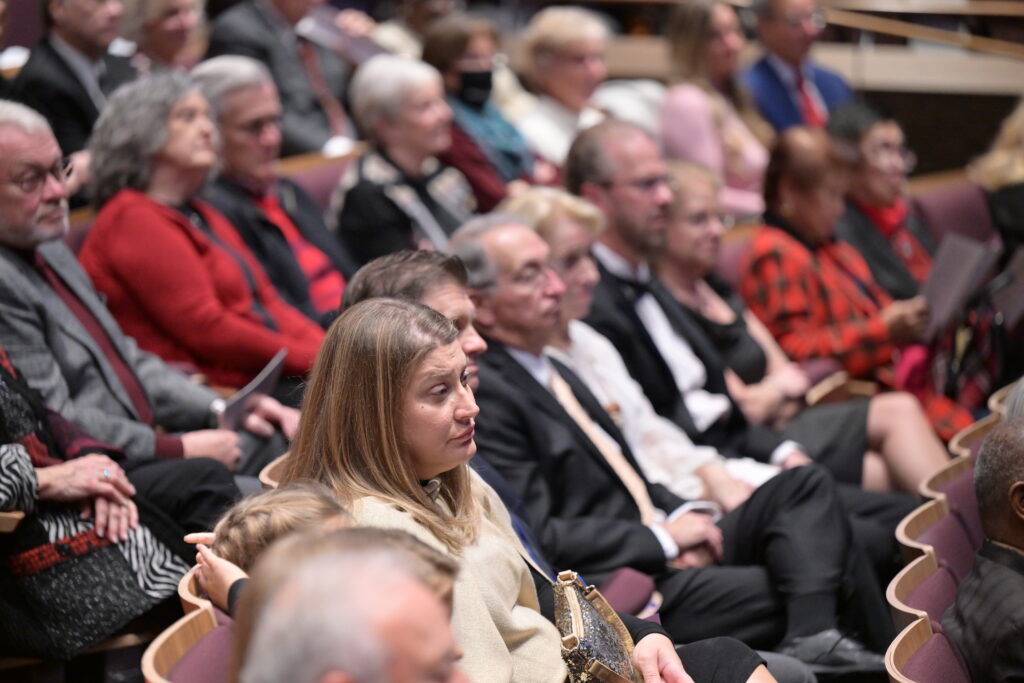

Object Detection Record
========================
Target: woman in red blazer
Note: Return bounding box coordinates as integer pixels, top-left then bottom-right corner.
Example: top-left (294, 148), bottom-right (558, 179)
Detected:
top-left (740, 126), bottom-right (972, 441)
top-left (80, 73), bottom-right (324, 391)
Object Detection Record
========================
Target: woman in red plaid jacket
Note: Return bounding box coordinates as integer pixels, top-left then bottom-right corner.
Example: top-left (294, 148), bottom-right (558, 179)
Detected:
top-left (741, 127), bottom-right (973, 441)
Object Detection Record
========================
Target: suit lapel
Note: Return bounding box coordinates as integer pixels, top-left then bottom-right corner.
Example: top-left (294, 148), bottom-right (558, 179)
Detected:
top-left (35, 243), bottom-right (141, 419)
top-left (480, 342), bottom-right (629, 487)
top-left (40, 39), bottom-right (101, 119)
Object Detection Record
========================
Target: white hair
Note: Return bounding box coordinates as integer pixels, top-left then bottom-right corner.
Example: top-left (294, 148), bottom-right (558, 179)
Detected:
top-left (190, 55), bottom-right (274, 118)
top-left (349, 54), bottom-right (442, 142)
top-left (520, 7), bottom-right (610, 81)
top-left (447, 214), bottom-right (528, 291)
top-left (239, 551), bottom-right (429, 683)
top-left (0, 100), bottom-right (53, 137)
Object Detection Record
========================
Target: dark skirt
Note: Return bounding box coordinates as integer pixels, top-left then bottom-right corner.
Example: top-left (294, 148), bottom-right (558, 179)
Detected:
top-left (677, 636), bottom-right (766, 682)
top-left (782, 398), bottom-right (871, 485)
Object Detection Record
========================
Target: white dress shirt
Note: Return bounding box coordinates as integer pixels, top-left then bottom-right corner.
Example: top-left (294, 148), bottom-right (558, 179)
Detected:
top-left (592, 242), bottom-right (803, 466)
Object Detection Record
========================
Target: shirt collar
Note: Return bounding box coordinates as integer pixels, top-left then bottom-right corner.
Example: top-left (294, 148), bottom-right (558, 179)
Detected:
top-left (505, 346), bottom-right (552, 388)
top-left (592, 241), bottom-right (652, 284)
top-left (765, 52), bottom-right (812, 88)
top-left (981, 538), bottom-right (1024, 576)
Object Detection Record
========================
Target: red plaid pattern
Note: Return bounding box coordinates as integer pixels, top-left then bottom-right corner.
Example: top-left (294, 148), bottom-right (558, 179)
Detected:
top-left (740, 225), bottom-right (895, 377)
top-left (741, 225), bottom-right (973, 441)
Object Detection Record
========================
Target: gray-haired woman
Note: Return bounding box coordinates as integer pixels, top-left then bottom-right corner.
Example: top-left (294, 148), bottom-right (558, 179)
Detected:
top-left (328, 54), bottom-right (475, 268)
top-left (78, 73), bottom-right (324, 399)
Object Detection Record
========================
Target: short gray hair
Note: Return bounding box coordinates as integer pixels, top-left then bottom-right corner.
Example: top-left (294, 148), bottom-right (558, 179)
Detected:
top-left (349, 54), bottom-right (442, 142)
top-left (448, 213), bottom-right (526, 290)
top-left (1005, 379), bottom-right (1024, 420)
top-left (975, 416), bottom-right (1024, 530)
top-left (0, 100), bottom-right (53, 137)
top-left (190, 55), bottom-right (273, 119)
top-left (89, 72), bottom-right (206, 208)
top-left (239, 551), bottom-right (429, 683)
top-left (520, 7), bottom-right (610, 82)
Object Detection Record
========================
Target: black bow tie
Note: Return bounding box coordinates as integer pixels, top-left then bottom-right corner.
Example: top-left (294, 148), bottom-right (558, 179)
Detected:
top-left (612, 273), bottom-right (652, 303)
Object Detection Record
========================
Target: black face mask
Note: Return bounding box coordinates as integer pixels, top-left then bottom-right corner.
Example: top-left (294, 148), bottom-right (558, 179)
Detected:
top-left (457, 70), bottom-right (493, 109)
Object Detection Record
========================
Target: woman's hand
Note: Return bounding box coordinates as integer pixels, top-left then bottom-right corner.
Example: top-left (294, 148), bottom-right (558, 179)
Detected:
top-left (35, 454), bottom-right (136, 506)
top-left (768, 363), bottom-right (811, 399)
top-left (881, 296), bottom-right (929, 344)
top-left (81, 496), bottom-right (138, 542)
top-left (632, 634), bottom-right (695, 683)
top-left (194, 543), bottom-right (248, 612)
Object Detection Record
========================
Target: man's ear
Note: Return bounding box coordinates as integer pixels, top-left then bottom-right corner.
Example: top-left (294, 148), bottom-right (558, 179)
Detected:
top-left (1009, 481), bottom-right (1024, 523)
top-left (469, 289), bottom-right (496, 329)
top-left (578, 180), bottom-right (608, 213)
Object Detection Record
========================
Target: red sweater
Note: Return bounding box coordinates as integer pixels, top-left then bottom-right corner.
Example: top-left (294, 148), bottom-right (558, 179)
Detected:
top-left (79, 190), bottom-right (324, 388)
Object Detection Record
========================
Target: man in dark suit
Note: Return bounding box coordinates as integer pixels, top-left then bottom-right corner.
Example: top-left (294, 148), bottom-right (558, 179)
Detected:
top-left (193, 56), bottom-right (358, 328)
top-left (943, 417), bottom-right (1024, 682)
top-left (0, 101), bottom-right (298, 519)
top-left (569, 119), bottom-right (914, 579)
top-left (741, 0), bottom-right (852, 131)
top-left (450, 216), bottom-right (890, 670)
top-left (10, 0), bottom-right (137, 158)
top-left (206, 0), bottom-right (354, 156)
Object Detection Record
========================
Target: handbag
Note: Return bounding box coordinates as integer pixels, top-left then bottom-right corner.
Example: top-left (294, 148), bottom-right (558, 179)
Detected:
top-left (553, 570), bottom-right (642, 683)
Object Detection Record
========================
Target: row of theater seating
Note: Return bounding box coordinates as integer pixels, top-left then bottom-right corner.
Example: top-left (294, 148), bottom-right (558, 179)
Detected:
top-left (883, 384), bottom-right (1011, 683)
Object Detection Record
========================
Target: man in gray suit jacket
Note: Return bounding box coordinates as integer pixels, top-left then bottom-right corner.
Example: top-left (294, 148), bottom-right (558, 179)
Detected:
top-left (0, 101), bottom-right (295, 521)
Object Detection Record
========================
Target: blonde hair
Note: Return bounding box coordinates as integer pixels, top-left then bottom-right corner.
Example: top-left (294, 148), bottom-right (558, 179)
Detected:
top-left (519, 7), bottom-right (609, 85)
top-left (280, 298), bottom-right (478, 552)
top-left (667, 161), bottom-right (723, 215)
top-left (232, 527), bottom-right (459, 683)
top-left (497, 186), bottom-right (605, 242)
top-left (210, 483), bottom-right (349, 571)
top-left (970, 98), bottom-right (1024, 191)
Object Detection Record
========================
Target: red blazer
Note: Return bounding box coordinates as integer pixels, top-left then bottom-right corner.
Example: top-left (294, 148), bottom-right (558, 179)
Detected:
top-left (739, 223), bottom-right (896, 379)
top-left (79, 189), bottom-right (324, 388)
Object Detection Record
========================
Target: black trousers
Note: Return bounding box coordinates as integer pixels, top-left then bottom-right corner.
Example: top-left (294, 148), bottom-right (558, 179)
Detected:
top-left (124, 457), bottom-right (239, 533)
top-left (654, 465), bottom-right (891, 651)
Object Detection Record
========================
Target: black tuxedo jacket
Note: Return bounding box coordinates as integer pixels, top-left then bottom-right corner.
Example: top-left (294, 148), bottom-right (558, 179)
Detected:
top-left (10, 37), bottom-right (137, 155)
top-left (206, 0), bottom-right (351, 155)
top-left (202, 176), bottom-right (358, 326)
top-left (474, 341), bottom-right (686, 580)
top-left (584, 261), bottom-right (783, 462)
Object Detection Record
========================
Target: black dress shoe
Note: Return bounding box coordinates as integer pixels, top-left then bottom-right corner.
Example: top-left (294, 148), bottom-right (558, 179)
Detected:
top-left (778, 628), bottom-right (885, 672)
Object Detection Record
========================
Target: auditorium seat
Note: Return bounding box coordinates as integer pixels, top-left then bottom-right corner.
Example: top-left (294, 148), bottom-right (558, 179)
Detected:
top-left (886, 552), bottom-right (958, 634)
top-left (948, 413), bottom-right (1001, 460)
top-left (988, 379), bottom-right (1016, 416)
top-left (919, 456), bottom-right (983, 550)
top-left (141, 604), bottom-right (228, 683)
top-left (912, 179), bottom-right (995, 246)
top-left (886, 617), bottom-right (970, 683)
top-left (178, 566), bottom-right (212, 615)
top-left (713, 223), bottom-right (757, 290)
top-left (278, 147), bottom-right (364, 212)
top-left (258, 452), bottom-right (289, 489)
top-left (897, 498), bottom-right (975, 583)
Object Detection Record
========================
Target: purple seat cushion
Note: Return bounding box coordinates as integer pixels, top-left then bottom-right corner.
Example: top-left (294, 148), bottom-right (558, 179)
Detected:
top-left (597, 567), bottom-right (656, 616)
top-left (906, 567), bottom-right (958, 633)
top-left (920, 516), bottom-right (975, 583)
top-left (902, 632), bottom-right (970, 683)
top-left (168, 623), bottom-right (234, 683)
top-left (287, 161), bottom-right (350, 212)
top-left (912, 180), bottom-right (994, 245)
top-left (941, 471), bottom-right (983, 550)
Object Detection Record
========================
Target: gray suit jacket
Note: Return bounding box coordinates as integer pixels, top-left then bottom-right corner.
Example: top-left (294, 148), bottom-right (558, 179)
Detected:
top-left (0, 241), bottom-right (217, 458)
top-left (206, 0), bottom-right (351, 155)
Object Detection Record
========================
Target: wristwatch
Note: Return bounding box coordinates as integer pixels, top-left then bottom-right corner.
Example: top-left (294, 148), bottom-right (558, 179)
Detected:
top-left (208, 398), bottom-right (227, 429)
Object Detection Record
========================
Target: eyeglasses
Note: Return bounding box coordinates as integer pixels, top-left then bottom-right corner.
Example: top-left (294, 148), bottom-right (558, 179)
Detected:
top-left (681, 210), bottom-right (736, 230)
top-left (603, 174), bottom-right (671, 193)
top-left (779, 10), bottom-right (826, 30)
top-left (6, 157), bottom-right (73, 194)
top-left (863, 143), bottom-right (917, 173)
top-left (232, 115), bottom-right (282, 138)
